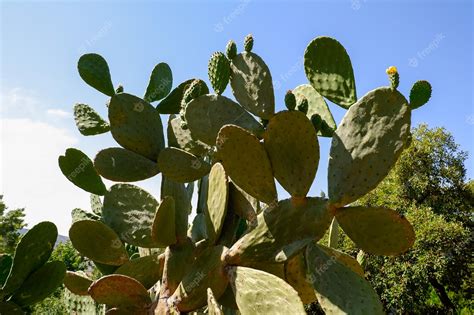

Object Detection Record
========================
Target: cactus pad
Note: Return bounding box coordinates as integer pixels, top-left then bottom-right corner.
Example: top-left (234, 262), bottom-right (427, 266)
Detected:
top-left (228, 182), bottom-right (258, 228)
top-left (151, 196), bottom-right (177, 247)
top-left (227, 266), bottom-right (305, 315)
top-left (69, 220), bottom-right (129, 265)
top-left (88, 275), bottom-right (151, 311)
top-left (216, 125), bottom-right (277, 204)
top-left (73, 103), bottom-right (110, 136)
top-left (108, 93), bottom-right (164, 160)
top-left (144, 62), bottom-right (173, 103)
top-left (208, 52), bottom-right (231, 95)
top-left (328, 87), bottom-right (411, 207)
top-left (305, 242), bottom-right (384, 314)
top-left (11, 261), bottom-right (66, 307)
top-left (336, 206), bottom-right (415, 255)
top-left (184, 94), bottom-right (264, 146)
top-left (59, 148), bottom-right (106, 195)
top-left (205, 163), bottom-right (229, 243)
top-left (102, 184), bottom-right (160, 248)
top-left (0, 255), bottom-right (12, 287)
top-left (304, 37), bottom-right (356, 108)
top-left (94, 147), bottom-right (160, 182)
top-left (207, 288), bottom-right (224, 315)
top-left (156, 79), bottom-right (194, 114)
top-left (167, 114), bottom-right (210, 156)
top-left (1, 222), bottom-right (57, 298)
top-left (161, 178), bottom-right (193, 241)
top-left (189, 213), bottom-right (208, 243)
top-left (225, 197), bottom-right (332, 265)
top-left (409, 80), bottom-right (432, 109)
top-left (264, 111), bottom-right (319, 197)
top-left (230, 52), bottom-right (275, 119)
top-left (293, 84), bottom-right (336, 137)
top-left (0, 302), bottom-right (23, 314)
top-left (77, 53), bottom-right (115, 96)
top-left (171, 245), bottom-right (228, 311)
top-left (226, 40), bottom-right (237, 60)
top-left (115, 254), bottom-right (164, 289)
top-left (318, 244), bottom-right (364, 277)
top-left (64, 271), bottom-right (93, 296)
top-left (157, 148), bottom-right (211, 183)
top-left (284, 252), bottom-right (317, 304)
top-left (71, 208), bottom-right (100, 223)
top-left (90, 194), bottom-right (103, 215)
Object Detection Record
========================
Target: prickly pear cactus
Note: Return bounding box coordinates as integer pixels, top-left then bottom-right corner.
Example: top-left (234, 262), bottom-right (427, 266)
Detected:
top-left (55, 33), bottom-right (432, 314)
top-left (0, 222), bottom-right (66, 313)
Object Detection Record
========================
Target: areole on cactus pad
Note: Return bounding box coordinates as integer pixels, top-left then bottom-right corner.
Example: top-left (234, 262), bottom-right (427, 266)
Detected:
top-left (46, 32), bottom-right (434, 314)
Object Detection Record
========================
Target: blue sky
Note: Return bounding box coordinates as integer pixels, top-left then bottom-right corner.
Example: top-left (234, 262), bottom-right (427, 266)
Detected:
top-left (1, 0), bottom-right (473, 234)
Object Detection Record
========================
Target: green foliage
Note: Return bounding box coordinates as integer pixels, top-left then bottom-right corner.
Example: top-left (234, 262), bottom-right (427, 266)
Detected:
top-left (56, 34), bottom-right (435, 314)
top-left (0, 196), bottom-right (26, 255)
top-left (50, 240), bottom-right (88, 271)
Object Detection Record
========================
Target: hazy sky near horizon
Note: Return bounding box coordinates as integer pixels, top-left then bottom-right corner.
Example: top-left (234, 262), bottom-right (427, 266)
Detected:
top-left (1, 0), bottom-right (473, 235)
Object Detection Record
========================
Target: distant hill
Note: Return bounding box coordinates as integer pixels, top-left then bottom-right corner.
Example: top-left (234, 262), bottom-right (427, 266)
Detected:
top-left (19, 228), bottom-right (69, 246)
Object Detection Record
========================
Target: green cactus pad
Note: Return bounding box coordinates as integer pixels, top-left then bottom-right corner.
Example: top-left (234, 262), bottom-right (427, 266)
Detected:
top-left (328, 87), bottom-right (411, 207)
top-left (103, 184), bottom-right (160, 248)
top-left (157, 148), bottom-right (211, 183)
top-left (189, 213), bottom-right (208, 243)
top-left (225, 197), bottom-right (332, 265)
top-left (1, 221), bottom-right (57, 298)
top-left (264, 111), bottom-right (319, 197)
top-left (71, 208), bottom-right (100, 223)
top-left (161, 240), bottom-right (196, 294)
top-left (181, 79), bottom-right (209, 108)
top-left (205, 163), bottom-right (229, 244)
top-left (216, 125), bottom-right (277, 204)
top-left (317, 244), bottom-right (365, 277)
top-left (90, 194), bottom-right (103, 215)
top-left (168, 114), bottom-right (210, 156)
top-left (336, 206), bottom-right (415, 255)
top-left (171, 245), bottom-right (228, 312)
top-left (305, 242), bottom-right (384, 315)
top-left (11, 261), bottom-right (66, 307)
top-left (207, 288), bottom-right (224, 315)
top-left (228, 182), bottom-right (258, 227)
top-left (59, 148), bottom-right (107, 195)
top-left (293, 84), bottom-right (336, 137)
top-left (144, 62), bottom-right (173, 103)
top-left (0, 255), bottom-right (12, 287)
top-left (156, 79), bottom-right (195, 114)
top-left (69, 220), bottom-right (129, 265)
top-left (73, 103), bottom-right (110, 136)
top-left (284, 252), bottom-right (317, 304)
top-left (151, 196), bottom-right (177, 247)
top-left (108, 93), bottom-right (164, 160)
top-left (184, 94), bottom-right (264, 146)
top-left (230, 52), bottom-right (275, 119)
top-left (0, 302), bottom-right (23, 314)
top-left (161, 178), bottom-right (193, 241)
top-left (88, 274), bottom-right (151, 311)
top-left (327, 217), bottom-right (339, 248)
top-left (304, 36), bottom-right (357, 108)
top-left (216, 207), bottom-right (240, 248)
top-left (94, 147), bottom-right (160, 182)
top-left (409, 80), bottom-right (432, 109)
top-left (208, 52), bottom-right (231, 95)
top-left (64, 271), bottom-right (93, 296)
top-left (225, 40), bottom-right (237, 60)
top-left (227, 266), bottom-right (306, 315)
top-left (115, 254), bottom-right (164, 289)
top-left (243, 34), bottom-right (254, 52)
top-left (77, 53), bottom-right (115, 96)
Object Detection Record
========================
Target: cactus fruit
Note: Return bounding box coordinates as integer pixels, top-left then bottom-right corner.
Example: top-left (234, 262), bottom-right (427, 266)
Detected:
top-left (54, 34), bottom-right (432, 314)
top-left (386, 65), bottom-right (400, 89)
top-left (225, 40), bottom-right (237, 60)
top-left (284, 90), bottom-right (297, 110)
top-left (144, 62), bottom-right (173, 103)
top-left (243, 34), bottom-right (254, 52)
top-left (208, 52), bottom-right (231, 95)
top-left (409, 80), bottom-right (432, 109)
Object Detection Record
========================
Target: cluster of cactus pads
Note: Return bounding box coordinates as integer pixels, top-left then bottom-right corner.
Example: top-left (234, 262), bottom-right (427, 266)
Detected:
top-left (0, 222), bottom-right (66, 313)
top-left (10, 34), bottom-right (433, 314)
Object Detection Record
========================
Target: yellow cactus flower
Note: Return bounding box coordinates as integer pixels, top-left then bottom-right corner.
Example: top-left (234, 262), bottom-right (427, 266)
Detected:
top-left (386, 66), bottom-right (398, 75)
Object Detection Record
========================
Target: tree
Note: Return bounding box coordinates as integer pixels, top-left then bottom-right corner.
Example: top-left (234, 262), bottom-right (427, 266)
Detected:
top-left (339, 124), bottom-right (473, 313)
top-left (0, 195), bottom-right (26, 254)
